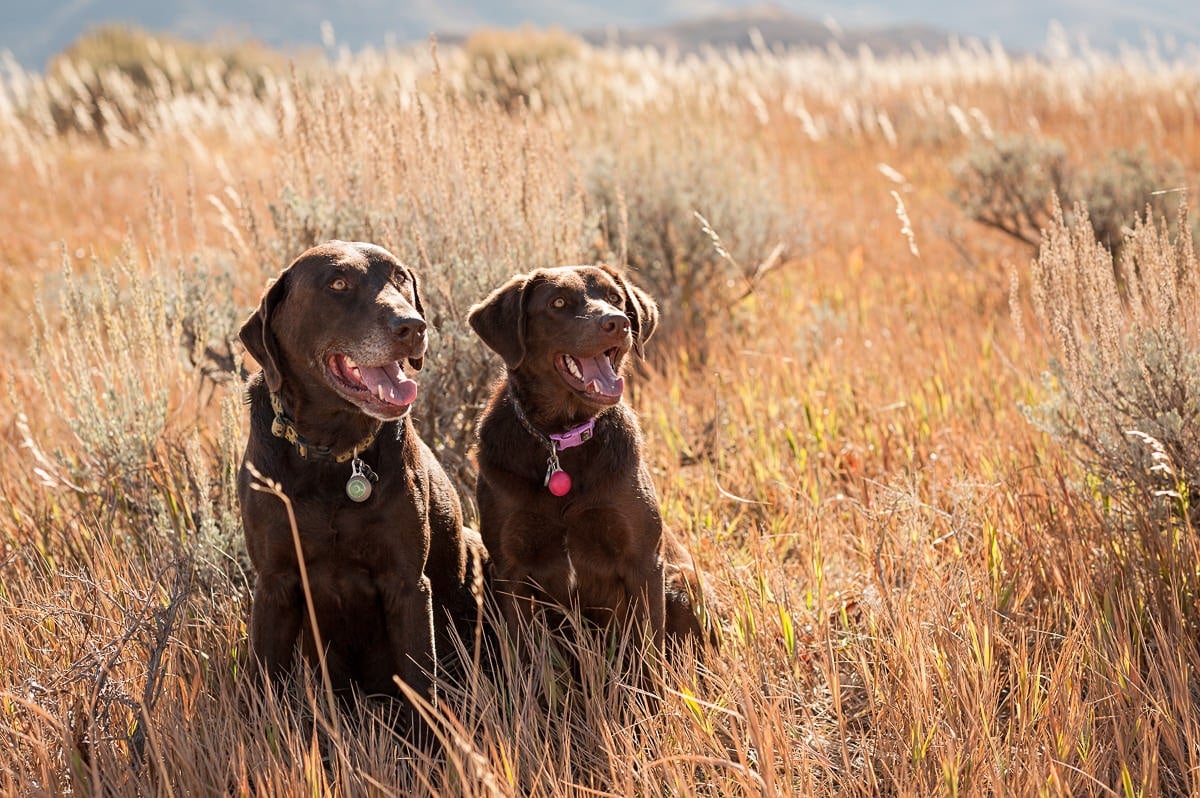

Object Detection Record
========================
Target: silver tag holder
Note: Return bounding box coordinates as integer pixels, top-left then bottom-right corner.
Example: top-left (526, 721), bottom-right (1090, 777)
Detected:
top-left (346, 457), bottom-right (378, 502)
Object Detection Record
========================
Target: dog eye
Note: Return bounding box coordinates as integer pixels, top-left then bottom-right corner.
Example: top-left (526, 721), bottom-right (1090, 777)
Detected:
top-left (551, 297), bottom-right (567, 309)
top-left (329, 277), bottom-right (349, 291)
top-left (607, 292), bottom-right (623, 306)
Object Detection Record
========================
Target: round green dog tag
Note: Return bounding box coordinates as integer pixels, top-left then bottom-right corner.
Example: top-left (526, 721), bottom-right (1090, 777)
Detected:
top-left (346, 475), bottom-right (372, 502)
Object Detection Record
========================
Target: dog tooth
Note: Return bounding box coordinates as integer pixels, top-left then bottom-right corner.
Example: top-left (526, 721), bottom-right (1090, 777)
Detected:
top-left (377, 384), bottom-right (385, 401)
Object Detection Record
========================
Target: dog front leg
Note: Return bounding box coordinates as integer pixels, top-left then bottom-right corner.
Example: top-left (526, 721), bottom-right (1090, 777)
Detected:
top-left (626, 560), bottom-right (667, 656)
top-left (380, 574), bottom-right (436, 708)
top-left (249, 572), bottom-right (303, 685)
top-left (493, 567), bottom-right (540, 660)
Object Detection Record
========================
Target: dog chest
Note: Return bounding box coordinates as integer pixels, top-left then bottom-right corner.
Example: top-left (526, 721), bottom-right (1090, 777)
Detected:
top-left (281, 491), bottom-right (430, 571)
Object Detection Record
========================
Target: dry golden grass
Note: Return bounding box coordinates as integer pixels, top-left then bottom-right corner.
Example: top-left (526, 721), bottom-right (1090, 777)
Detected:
top-left (2, 30), bottom-right (1199, 795)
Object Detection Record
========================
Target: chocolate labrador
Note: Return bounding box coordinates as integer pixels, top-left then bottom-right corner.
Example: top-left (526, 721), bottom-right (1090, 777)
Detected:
top-left (468, 264), bottom-right (716, 660)
top-left (237, 241), bottom-right (484, 710)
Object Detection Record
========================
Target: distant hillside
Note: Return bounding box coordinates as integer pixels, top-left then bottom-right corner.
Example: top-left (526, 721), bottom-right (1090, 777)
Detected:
top-left (576, 10), bottom-right (955, 56)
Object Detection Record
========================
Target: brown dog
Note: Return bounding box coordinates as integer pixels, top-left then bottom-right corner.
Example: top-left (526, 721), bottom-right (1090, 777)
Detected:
top-left (237, 241), bottom-right (483, 709)
top-left (468, 265), bottom-right (715, 659)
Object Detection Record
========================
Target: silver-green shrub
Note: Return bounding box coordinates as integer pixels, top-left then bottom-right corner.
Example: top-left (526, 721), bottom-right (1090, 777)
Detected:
top-left (953, 137), bottom-right (1187, 256)
top-left (27, 242), bottom-right (246, 570)
top-left (951, 135), bottom-right (1069, 246)
top-left (582, 109), bottom-right (802, 356)
top-left (1073, 146), bottom-right (1186, 253)
top-left (1028, 201), bottom-right (1199, 525)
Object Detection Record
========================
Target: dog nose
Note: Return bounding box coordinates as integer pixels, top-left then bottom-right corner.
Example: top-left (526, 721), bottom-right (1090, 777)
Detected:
top-left (600, 312), bottom-right (630, 337)
top-left (392, 316), bottom-right (427, 342)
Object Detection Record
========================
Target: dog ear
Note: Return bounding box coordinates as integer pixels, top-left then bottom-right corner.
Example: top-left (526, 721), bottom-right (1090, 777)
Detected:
top-left (469, 275), bottom-right (531, 370)
top-left (238, 273), bottom-right (289, 393)
top-left (407, 266), bottom-right (425, 372)
top-left (610, 268), bottom-right (659, 359)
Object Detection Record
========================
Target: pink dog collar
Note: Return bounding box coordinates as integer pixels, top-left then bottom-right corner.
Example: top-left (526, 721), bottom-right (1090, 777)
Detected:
top-left (507, 386), bottom-right (601, 497)
top-left (548, 418), bottom-right (595, 451)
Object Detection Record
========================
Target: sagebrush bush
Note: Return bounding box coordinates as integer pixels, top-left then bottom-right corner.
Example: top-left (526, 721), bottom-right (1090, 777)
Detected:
top-left (51, 24), bottom-right (291, 93)
top-left (951, 135), bottom-right (1069, 246)
top-left (953, 136), bottom-right (1188, 255)
top-left (26, 242), bottom-right (246, 569)
top-left (31, 246), bottom-right (182, 480)
top-left (583, 109), bottom-right (801, 356)
top-left (461, 26), bottom-right (582, 112)
top-left (1028, 201), bottom-right (1200, 526)
top-left (1073, 145), bottom-right (1187, 252)
top-left (42, 25), bottom-right (298, 142)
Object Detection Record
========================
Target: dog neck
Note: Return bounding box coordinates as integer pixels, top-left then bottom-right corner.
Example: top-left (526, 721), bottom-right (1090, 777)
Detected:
top-left (506, 383), bottom-right (597, 453)
top-left (269, 391), bottom-right (387, 462)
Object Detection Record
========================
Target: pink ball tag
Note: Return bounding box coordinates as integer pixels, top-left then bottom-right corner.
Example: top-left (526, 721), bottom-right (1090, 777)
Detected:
top-left (547, 469), bottom-right (572, 496)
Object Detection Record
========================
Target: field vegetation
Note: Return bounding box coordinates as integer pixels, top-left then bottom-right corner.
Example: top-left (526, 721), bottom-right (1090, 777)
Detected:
top-left (1, 23), bottom-right (1199, 795)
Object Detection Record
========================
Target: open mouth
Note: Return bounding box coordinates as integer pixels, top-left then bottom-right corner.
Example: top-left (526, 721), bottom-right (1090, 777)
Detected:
top-left (555, 348), bottom-right (624, 405)
top-left (326, 353), bottom-right (418, 419)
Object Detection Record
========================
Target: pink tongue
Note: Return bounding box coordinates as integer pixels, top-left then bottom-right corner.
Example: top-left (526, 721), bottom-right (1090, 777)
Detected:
top-left (577, 355), bottom-right (624, 398)
top-left (357, 364), bottom-right (418, 406)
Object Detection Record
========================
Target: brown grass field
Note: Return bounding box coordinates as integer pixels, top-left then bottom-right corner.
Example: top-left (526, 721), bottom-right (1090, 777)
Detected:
top-left (1, 28), bottom-right (1199, 796)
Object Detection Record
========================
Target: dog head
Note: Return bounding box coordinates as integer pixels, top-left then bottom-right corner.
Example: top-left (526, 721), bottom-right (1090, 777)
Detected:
top-left (468, 265), bottom-right (658, 410)
top-left (239, 240), bottom-right (427, 421)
